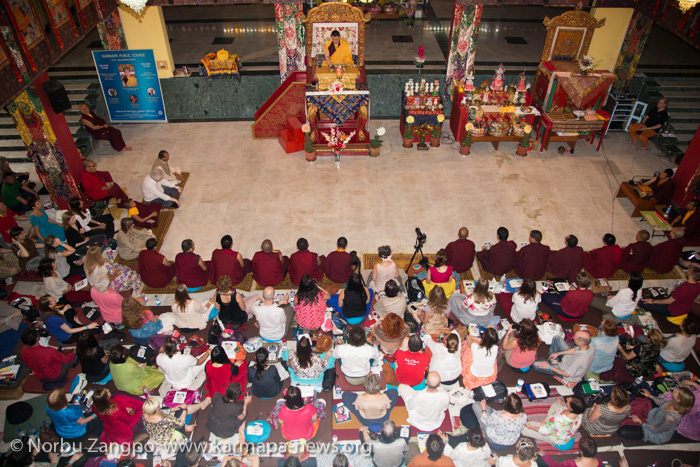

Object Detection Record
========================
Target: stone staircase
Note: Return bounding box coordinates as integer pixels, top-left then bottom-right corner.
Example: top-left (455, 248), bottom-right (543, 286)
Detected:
top-left (0, 68), bottom-right (101, 162)
top-left (643, 78), bottom-right (700, 162)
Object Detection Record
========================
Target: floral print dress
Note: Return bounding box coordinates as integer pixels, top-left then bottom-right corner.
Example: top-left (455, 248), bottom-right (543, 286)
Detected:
top-left (89, 262), bottom-right (143, 293)
top-left (538, 405), bottom-right (582, 445)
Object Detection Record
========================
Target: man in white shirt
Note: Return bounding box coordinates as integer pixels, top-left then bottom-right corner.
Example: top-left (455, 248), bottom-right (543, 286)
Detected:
top-left (333, 326), bottom-right (383, 385)
top-left (142, 166), bottom-right (181, 208)
top-left (398, 371), bottom-right (450, 431)
top-left (248, 286), bottom-right (294, 341)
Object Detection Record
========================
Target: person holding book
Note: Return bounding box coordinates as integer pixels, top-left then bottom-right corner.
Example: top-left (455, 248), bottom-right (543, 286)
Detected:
top-left (277, 386), bottom-right (322, 441)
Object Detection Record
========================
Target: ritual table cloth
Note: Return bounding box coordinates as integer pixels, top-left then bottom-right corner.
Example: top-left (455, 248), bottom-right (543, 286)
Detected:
top-left (200, 52), bottom-right (241, 81)
top-left (306, 91), bottom-right (370, 126)
top-left (400, 92), bottom-right (444, 142)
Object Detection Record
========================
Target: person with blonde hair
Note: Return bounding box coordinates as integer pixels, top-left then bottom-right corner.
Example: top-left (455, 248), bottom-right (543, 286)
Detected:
top-left (619, 387), bottom-right (695, 444)
top-left (115, 217), bottom-right (152, 261)
top-left (83, 244), bottom-right (143, 295)
top-left (600, 327), bottom-right (667, 383)
top-left (421, 286), bottom-right (450, 334)
top-left (142, 396), bottom-right (209, 454)
top-left (450, 277), bottom-right (498, 327)
top-left (122, 296), bottom-right (162, 343)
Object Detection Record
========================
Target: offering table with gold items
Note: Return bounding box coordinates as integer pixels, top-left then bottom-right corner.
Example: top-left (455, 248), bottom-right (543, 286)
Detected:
top-left (449, 87), bottom-right (538, 143)
top-left (400, 88), bottom-right (444, 143)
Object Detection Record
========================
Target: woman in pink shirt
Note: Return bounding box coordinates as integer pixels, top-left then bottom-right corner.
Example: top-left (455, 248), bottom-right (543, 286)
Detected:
top-left (501, 318), bottom-right (540, 372)
top-left (90, 274), bottom-right (124, 324)
top-left (277, 386), bottom-right (320, 441)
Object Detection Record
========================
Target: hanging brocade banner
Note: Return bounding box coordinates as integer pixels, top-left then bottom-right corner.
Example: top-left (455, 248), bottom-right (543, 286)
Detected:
top-left (444, 3), bottom-right (482, 101)
top-left (275, 2), bottom-right (306, 83)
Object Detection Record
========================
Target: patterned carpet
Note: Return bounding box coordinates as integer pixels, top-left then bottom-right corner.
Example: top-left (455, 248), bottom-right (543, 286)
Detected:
top-left (255, 275), bottom-right (346, 294)
top-left (142, 272), bottom-right (254, 295)
top-left (476, 261), bottom-right (518, 281)
top-left (363, 253), bottom-right (475, 281)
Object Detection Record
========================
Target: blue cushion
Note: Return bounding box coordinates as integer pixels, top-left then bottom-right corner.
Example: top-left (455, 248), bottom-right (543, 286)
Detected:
top-left (553, 438), bottom-right (575, 451)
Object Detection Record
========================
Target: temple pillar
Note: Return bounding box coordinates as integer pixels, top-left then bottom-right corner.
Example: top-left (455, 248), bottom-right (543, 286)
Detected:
top-left (97, 9), bottom-right (128, 51)
top-left (444, 3), bottom-right (482, 101)
top-left (119, 5), bottom-right (174, 78)
top-left (275, 1), bottom-right (306, 83)
top-left (612, 10), bottom-right (654, 90)
top-left (5, 84), bottom-right (83, 209)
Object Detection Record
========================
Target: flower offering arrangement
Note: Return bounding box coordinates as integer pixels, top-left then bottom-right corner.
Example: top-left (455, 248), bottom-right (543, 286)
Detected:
top-left (322, 126), bottom-right (356, 162)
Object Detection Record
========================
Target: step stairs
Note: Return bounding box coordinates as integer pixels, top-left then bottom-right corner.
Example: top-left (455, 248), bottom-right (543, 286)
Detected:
top-left (0, 71), bottom-right (102, 161)
top-left (643, 78), bottom-right (700, 161)
top-left (278, 117), bottom-right (305, 154)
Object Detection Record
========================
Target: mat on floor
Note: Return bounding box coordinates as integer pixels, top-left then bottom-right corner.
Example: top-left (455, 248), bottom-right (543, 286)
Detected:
top-left (620, 432), bottom-right (697, 447)
top-left (597, 265), bottom-right (683, 281)
top-left (363, 253), bottom-right (474, 281)
top-left (255, 276), bottom-right (345, 292)
top-left (115, 209), bottom-right (175, 265)
top-left (332, 400), bottom-right (452, 441)
top-left (2, 394), bottom-right (49, 443)
top-left (623, 449), bottom-right (699, 467)
top-left (143, 273), bottom-right (253, 294)
top-left (476, 262), bottom-right (518, 281)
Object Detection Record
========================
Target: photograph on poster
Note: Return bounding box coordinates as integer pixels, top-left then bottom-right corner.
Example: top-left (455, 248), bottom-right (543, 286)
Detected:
top-left (119, 64), bottom-right (138, 87)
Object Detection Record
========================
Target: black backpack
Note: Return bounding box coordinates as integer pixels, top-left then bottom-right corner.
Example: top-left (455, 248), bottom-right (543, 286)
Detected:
top-left (405, 277), bottom-right (425, 303)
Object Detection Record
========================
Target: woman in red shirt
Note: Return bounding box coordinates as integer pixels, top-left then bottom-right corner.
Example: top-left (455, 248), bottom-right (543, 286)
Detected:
top-left (205, 345), bottom-right (247, 399)
top-left (277, 386), bottom-right (320, 441)
top-left (92, 387), bottom-right (144, 446)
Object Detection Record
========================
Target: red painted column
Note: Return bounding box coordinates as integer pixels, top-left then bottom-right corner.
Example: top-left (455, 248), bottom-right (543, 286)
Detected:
top-left (32, 72), bottom-right (85, 187)
top-left (672, 124), bottom-right (700, 206)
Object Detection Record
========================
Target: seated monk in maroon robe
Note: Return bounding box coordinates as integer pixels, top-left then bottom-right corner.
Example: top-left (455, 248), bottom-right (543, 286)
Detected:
top-left (78, 102), bottom-right (131, 151)
top-left (289, 238), bottom-right (325, 286)
top-left (322, 237), bottom-right (355, 284)
top-left (584, 233), bottom-right (622, 279)
top-left (643, 169), bottom-right (675, 206)
top-left (547, 235), bottom-right (585, 282)
top-left (515, 230), bottom-right (551, 280)
top-left (174, 239), bottom-right (210, 289)
top-left (80, 160), bottom-right (128, 207)
top-left (671, 200), bottom-right (700, 242)
top-left (620, 230), bottom-right (654, 273)
top-left (137, 238), bottom-right (175, 288)
top-left (210, 234), bottom-right (252, 285)
top-left (476, 227), bottom-right (516, 275)
top-left (445, 227), bottom-right (476, 274)
top-left (252, 239), bottom-right (289, 287)
top-left (648, 229), bottom-right (684, 273)
top-left (125, 199), bottom-right (160, 229)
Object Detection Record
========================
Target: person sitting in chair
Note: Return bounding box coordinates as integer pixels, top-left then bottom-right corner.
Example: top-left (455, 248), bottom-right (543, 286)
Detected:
top-left (324, 30), bottom-right (354, 67)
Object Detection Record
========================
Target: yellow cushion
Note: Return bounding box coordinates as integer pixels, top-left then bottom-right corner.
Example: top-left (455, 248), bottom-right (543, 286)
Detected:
top-left (217, 49), bottom-right (229, 61)
top-left (667, 314), bottom-right (688, 325)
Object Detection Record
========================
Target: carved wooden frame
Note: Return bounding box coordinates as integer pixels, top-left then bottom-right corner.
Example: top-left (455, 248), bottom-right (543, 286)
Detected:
top-left (301, 2), bottom-right (371, 67)
top-left (541, 10), bottom-right (605, 62)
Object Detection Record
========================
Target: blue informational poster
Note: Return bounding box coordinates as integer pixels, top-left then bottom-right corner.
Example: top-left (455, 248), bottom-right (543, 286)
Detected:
top-left (92, 49), bottom-right (167, 123)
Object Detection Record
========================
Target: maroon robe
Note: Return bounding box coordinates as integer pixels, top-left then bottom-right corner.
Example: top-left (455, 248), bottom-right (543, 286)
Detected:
top-left (445, 238), bottom-right (476, 274)
top-left (619, 241), bottom-right (653, 273)
top-left (138, 250), bottom-right (175, 288)
top-left (515, 243), bottom-right (551, 280)
top-left (547, 246), bottom-right (585, 282)
top-left (80, 112), bottom-right (127, 151)
top-left (130, 201), bottom-right (161, 228)
top-left (210, 249), bottom-right (251, 285)
top-left (322, 250), bottom-right (353, 284)
top-left (476, 240), bottom-right (516, 275)
top-left (174, 252), bottom-right (210, 288)
top-left (651, 179), bottom-right (675, 206)
top-left (648, 238), bottom-right (684, 273)
top-left (252, 250), bottom-right (288, 286)
top-left (289, 249), bottom-right (324, 286)
top-left (584, 245), bottom-right (622, 279)
top-left (678, 209), bottom-right (700, 241)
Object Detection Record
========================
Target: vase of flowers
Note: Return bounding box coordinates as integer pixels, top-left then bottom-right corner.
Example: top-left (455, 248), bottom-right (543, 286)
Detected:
top-left (415, 45), bottom-right (425, 70)
top-left (322, 126), bottom-right (356, 165)
top-left (460, 123), bottom-right (473, 155)
top-left (517, 124), bottom-right (533, 157)
top-left (368, 126), bottom-right (385, 157)
top-left (403, 116), bottom-right (415, 148)
top-left (578, 55), bottom-right (598, 76)
top-left (302, 122), bottom-right (316, 162)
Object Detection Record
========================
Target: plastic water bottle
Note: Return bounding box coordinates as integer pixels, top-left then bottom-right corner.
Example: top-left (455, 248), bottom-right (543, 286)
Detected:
top-left (334, 384), bottom-right (342, 399)
top-left (665, 205), bottom-right (672, 219)
top-left (515, 378), bottom-right (524, 393)
top-left (155, 295), bottom-right (161, 306)
top-left (417, 291), bottom-right (423, 301)
top-left (289, 286), bottom-right (295, 308)
top-left (500, 274), bottom-right (507, 291)
top-left (281, 338), bottom-right (287, 351)
top-left (28, 425), bottom-right (38, 437)
top-left (18, 428), bottom-right (26, 438)
top-left (142, 386), bottom-right (150, 399)
top-left (42, 421), bottom-right (49, 431)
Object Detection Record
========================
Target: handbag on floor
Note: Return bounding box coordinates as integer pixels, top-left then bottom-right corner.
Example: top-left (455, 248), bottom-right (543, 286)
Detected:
top-left (473, 381), bottom-right (508, 404)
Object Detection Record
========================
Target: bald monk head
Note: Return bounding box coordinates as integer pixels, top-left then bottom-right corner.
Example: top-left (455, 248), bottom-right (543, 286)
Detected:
top-left (458, 227), bottom-right (469, 239)
top-left (636, 230), bottom-right (650, 242)
top-left (426, 371), bottom-right (441, 391)
top-left (261, 239), bottom-right (273, 253)
top-left (671, 228), bottom-right (684, 240)
top-left (573, 331), bottom-right (591, 350)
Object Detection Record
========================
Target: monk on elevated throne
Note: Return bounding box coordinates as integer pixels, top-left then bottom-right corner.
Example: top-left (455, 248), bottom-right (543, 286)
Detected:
top-left (324, 30), bottom-right (354, 67)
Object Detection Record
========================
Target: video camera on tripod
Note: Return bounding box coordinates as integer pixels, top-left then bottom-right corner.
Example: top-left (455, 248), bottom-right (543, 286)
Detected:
top-left (407, 227), bottom-right (430, 271)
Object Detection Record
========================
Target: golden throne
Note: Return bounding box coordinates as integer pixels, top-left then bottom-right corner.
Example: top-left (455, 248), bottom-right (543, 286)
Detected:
top-left (302, 3), bottom-right (372, 153)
